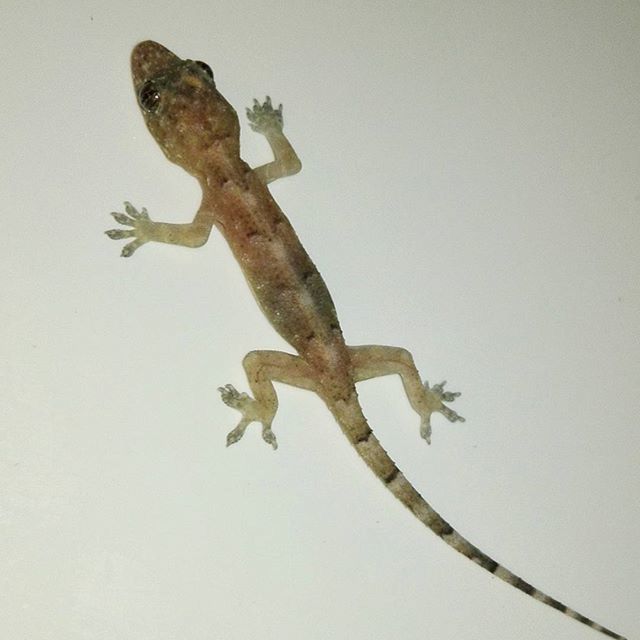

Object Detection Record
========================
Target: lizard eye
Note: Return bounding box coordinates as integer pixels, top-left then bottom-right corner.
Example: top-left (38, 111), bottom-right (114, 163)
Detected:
top-left (138, 81), bottom-right (161, 113)
top-left (195, 60), bottom-right (214, 81)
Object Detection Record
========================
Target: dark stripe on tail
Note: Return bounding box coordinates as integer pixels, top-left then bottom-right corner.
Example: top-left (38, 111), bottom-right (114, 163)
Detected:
top-left (338, 405), bottom-right (626, 640)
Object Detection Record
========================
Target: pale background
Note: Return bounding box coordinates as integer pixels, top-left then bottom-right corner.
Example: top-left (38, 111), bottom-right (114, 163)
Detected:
top-left (1, 2), bottom-right (638, 639)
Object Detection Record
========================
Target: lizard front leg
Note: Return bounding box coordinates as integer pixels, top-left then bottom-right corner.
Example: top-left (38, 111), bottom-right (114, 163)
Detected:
top-left (349, 345), bottom-right (464, 444)
top-left (247, 96), bottom-right (302, 185)
top-left (219, 350), bottom-right (317, 449)
top-left (105, 202), bottom-right (214, 257)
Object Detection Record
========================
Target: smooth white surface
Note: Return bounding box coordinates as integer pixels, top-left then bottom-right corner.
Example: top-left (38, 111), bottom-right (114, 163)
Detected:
top-left (1, 2), bottom-right (638, 639)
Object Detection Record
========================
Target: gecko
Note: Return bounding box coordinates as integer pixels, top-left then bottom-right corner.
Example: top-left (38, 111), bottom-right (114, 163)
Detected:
top-left (106, 40), bottom-right (626, 639)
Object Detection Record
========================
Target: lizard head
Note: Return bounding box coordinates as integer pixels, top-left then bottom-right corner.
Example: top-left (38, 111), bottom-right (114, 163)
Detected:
top-left (130, 40), bottom-right (240, 177)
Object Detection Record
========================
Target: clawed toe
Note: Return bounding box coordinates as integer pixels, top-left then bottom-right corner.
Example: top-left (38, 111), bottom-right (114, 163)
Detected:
top-left (105, 202), bottom-right (152, 257)
top-left (218, 384), bottom-right (277, 448)
top-left (226, 423), bottom-right (248, 447)
top-left (218, 384), bottom-right (250, 409)
top-left (420, 417), bottom-right (433, 444)
top-left (262, 426), bottom-right (278, 450)
top-left (419, 379), bottom-right (465, 443)
top-left (246, 96), bottom-right (284, 133)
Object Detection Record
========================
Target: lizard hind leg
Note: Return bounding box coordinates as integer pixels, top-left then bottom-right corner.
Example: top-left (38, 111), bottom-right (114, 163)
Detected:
top-left (349, 345), bottom-right (464, 444)
top-left (218, 350), bottom-right (317, 449)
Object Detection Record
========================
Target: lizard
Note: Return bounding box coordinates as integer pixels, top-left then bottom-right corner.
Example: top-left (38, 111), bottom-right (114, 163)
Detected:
top-left (106, 40), bottom-right (626, 639)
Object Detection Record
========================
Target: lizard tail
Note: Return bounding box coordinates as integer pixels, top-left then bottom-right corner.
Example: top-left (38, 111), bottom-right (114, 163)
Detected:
top-left (330, 397), bottom-right (626, 640)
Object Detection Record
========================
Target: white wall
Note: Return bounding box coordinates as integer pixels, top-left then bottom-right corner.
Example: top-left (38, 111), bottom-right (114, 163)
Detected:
top-left (1, 2), bottom-right (637, 639)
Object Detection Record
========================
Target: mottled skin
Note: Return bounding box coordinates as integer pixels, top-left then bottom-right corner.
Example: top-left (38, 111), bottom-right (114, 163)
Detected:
top-left (106, 41), bottom-right (625, 640)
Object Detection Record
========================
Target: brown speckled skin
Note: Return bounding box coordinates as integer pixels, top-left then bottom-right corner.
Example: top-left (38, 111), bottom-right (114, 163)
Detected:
top-left (107, 41), bottom-right (626, 640)
top-left (132, 41), bottom-right (353, 404)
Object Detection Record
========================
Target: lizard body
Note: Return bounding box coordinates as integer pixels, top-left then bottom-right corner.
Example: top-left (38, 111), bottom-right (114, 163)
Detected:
top-left (106, 41), bottom-right (625, 639)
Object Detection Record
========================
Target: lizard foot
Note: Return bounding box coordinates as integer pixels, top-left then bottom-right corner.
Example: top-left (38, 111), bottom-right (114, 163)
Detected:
top-left (246, 96), bottom-right (283, 134)
top-left (105, 201), bottom-right (153, 257)
top-left (218, 384), bottom-right (278, 450)
top-left (420, 380), bottom-right (465, 444)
